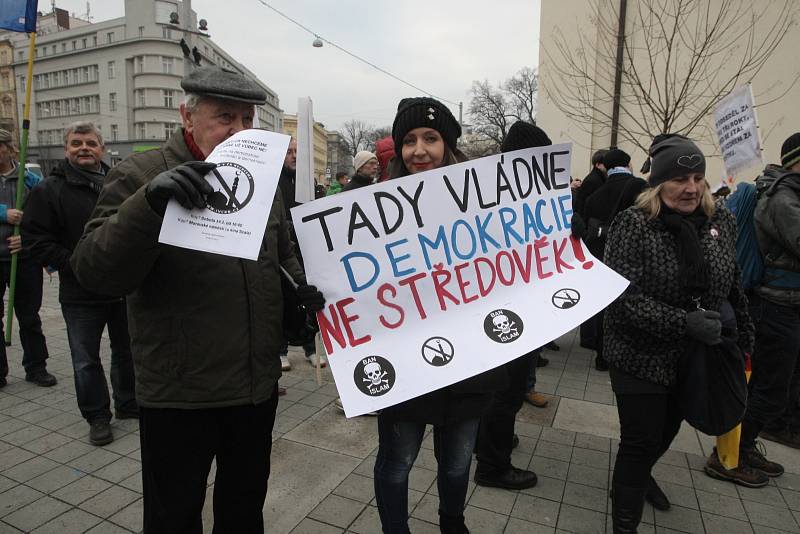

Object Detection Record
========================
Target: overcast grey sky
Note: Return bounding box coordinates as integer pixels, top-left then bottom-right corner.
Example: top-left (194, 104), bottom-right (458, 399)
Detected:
top-left (49, 0), bottom-right (540, 132)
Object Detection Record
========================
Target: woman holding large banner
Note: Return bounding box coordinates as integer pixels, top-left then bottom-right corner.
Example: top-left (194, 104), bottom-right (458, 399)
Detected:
top-left (602, 135), bottom-right (756, 533)
top-left (373, 97), bottom-right (504, 534)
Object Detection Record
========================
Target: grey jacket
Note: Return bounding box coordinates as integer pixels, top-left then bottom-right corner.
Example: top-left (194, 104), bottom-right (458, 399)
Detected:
top-left (754, 164), bottom-right (800, 307)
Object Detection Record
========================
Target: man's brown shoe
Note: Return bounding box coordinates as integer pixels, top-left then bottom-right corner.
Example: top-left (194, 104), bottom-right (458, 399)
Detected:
top-left (740, 442), bottom-right (784, 477)
top-left (525, 391), bottom-right (549, 408)
top-left (704, 448), bottom-right (768, 488)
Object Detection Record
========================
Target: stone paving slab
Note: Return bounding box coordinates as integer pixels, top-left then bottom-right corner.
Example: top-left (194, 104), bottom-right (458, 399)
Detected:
top-left (1, 284), bottom-right (799, 533)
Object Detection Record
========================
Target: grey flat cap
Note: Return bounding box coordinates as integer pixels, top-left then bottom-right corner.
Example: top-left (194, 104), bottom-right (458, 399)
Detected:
top-left (181, 66), bottom-right (267, 105)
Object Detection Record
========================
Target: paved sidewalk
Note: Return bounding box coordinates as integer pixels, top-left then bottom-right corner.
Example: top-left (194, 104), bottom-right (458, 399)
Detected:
top-left (1, 280), bottom-right (799, 533)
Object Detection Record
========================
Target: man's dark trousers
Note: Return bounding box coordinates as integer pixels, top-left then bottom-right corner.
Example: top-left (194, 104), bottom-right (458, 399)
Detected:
top-left (476, 352), bottom-right (533, 474)
top-left (0, 258), bottom-right (48, 377)
top-left (740, 295), bottom-right (800, 448)
top-left (140, 390), bottom-right (280, 533)
top-left (61, 300), bottom-right (136, 423)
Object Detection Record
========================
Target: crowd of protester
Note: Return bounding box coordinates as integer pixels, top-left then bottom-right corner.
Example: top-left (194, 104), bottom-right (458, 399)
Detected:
top-left (0, 64), bottom-right (797, 534)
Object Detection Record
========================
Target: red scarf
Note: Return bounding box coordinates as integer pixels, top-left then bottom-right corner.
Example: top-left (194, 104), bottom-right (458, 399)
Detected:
top-left (183, 129), bottom-right (206, 161)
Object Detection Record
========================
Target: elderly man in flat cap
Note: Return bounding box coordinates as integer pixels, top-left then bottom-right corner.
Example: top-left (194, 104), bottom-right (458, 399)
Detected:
top-left (72, 67), bottom-right (324, 532)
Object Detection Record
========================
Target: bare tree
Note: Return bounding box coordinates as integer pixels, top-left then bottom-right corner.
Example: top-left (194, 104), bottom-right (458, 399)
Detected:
top-left (365, 126), bottom-right (392, 153)
top-left (544, 0), bottom-right (797, 151)
top-left (468, 80), bottom-right (513, 148)
top-left (341, 119), bottom-right (371, 157)
top-left (467, 68), bottom-right (540, 151)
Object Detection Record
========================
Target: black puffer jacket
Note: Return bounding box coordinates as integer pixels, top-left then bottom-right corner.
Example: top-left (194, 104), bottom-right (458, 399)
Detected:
top-left (342, 173), bottom-right (373, 192)
top-left (603, 204), bottom-right (754, 387)
top-left (754, 164), bottom-right (800, 306)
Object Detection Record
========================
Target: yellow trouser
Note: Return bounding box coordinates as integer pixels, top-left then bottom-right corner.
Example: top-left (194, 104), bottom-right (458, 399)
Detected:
top-left (715, 369), bottom-right (752, 469)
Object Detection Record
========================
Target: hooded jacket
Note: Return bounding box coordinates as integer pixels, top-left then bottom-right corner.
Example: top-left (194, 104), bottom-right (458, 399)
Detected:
top-left (754, 164), bottom-right (800, 306)
top-left (22, 159), bottom-right (119, 304)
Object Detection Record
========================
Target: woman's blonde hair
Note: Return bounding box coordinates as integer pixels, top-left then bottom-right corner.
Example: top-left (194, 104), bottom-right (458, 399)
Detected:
top-left (634, 180), bottom-right (715, 218)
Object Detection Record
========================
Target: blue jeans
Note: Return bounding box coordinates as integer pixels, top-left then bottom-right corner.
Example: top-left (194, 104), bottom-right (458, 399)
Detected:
top-left (374, 416), bottom-right (479, 533)
top-left (61, 301), bottom-right (136, 423)
top-left (740, 296), bottom-right (800, 448)
top-left (0, 258), bottom-right (49, 376)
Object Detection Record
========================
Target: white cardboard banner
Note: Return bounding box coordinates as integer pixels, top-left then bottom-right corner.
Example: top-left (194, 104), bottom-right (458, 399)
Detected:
top-left (292, 144), bottom-right (629, 417)
top-left (714, 85), bottom-right (762, 177)
top-left (158, 129), bottom-right (290, 260)
top-left (295, 97), bottom-right (315, 204)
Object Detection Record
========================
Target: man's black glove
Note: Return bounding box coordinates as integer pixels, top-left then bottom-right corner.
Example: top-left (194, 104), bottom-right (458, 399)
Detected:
top-left (686, 309), bottom-right (722, 345)
top-left (145, 161), bottom-right (217, 216)
top-left (296, 284), bottom-right (325, 311)
top-left (571, 213), bottom-right (587, 239)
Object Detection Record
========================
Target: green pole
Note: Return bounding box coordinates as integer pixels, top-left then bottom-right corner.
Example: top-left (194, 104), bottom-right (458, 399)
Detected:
top-left (6, 32), bottom-right (37, 345)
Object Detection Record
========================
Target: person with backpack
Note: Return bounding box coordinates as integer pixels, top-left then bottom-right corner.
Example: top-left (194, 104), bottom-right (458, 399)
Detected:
top-left (735, 133), bottom-right (800, 460)
top-left (582, 149), bottom-right (648, 372)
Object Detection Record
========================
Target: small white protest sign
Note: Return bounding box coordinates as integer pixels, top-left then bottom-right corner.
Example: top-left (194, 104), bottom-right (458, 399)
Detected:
top-left (714, 85), bottom-right (762, 177)
top-left (159, 129), bottom-right (290, 260)
top-left (292, 144), bottom-right (629, 417)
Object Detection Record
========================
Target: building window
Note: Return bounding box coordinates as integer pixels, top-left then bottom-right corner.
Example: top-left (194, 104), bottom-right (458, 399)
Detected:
top-left (136, 123), bottom-right (146, 139)
top-left (106, 32), bottom-right (114, 43)
top-left (110, 124), bottom-right (118, 141)
top-left (138, 26), bottom-right (144, 37)
top-left (1, 73), bottom-right (9, 91)
top-left (109, 92), bottom-right (117, 112)
top-left (107, 61), bottom-right (115, 79)
top-left (164, 122), bottom-right (176, 139)
top-left (17, 51), bottom-right (23, 61)
top-left (137, 90), bottom-right (146, 107)
top-left (2, 97), bottom-right (11, 117)
top-left (163, 89), bottom-right (174, 108)
top-left (161, 56), bottom-right (174, 74)
top-left (51, 45), bottom-right (57, 55)
top-left (0, 50), bottom-right (6, 64)
top-left (162, 27), bottom-right (172, 39)
top-left (135, 56), bottom-right (144, 73)
top-left (71, 40), bottom-right (76, 50)
top-left (92, 36), bottom-right (97, 46)
top-left (61, 43), bottom-right (66, 53)
top-left (82, 38), bottom-right (87, 48)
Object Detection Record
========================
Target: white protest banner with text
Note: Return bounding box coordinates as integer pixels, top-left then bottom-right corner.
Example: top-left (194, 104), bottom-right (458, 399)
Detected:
top-left (292, 144), bottom-right (629, 417)
top-left (159, 129), bottom-right (290, 260)
top-left (714, 85), bottom-right (762, 177)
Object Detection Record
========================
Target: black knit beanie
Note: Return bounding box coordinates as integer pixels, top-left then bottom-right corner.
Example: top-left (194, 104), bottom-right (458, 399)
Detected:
top-left (602, 148), bottom-right (631, 170)
top-left (501, 121), bottom-right (552, 152)
top-left (781, 132), bottom-right (800, 169)
top-left (647, 134), bottom-right (706, 187)
top-left (392, 97), bottom-right (461, 154)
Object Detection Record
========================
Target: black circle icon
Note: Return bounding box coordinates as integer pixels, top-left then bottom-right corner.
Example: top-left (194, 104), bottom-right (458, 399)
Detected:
top-left (552, 288), bottom-right (581, 309)
top-left (205, 162), bottom-right (255, 214)
top-left (484, 309), bottom-right (524, 344)
top-left (421, 337), bottom-right (455, 367)
top-left (353, 355), bottom-right (396, 397)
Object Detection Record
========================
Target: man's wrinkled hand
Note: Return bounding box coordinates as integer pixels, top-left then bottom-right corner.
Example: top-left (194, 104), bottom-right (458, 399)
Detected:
top-left (145, 161), bottom-right (217, 216)
top-left (7, 235), bottom-right (21, 254)
top-left (6, 209), bottom-right (22, 225)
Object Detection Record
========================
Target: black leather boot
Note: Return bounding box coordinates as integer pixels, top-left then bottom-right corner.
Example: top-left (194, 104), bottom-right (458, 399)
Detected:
top-left (611, 483), bottom-right (646, 534)
top-left (439, 513), bottom-right (469, 534)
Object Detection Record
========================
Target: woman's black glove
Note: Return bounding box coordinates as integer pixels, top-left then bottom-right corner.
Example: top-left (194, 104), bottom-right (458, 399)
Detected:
top-left (145, 161), bottom-right (217, 216)
top-left (571, 213), bottom-right (587, 239)
top-left (686, 310), bottom-right (722, 345)
top-left (296, 284), bottom-right (325, 311)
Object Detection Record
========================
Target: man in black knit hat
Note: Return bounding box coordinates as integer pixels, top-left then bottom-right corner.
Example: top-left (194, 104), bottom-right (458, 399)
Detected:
top-left (474, 120), bottom-right (550, 491)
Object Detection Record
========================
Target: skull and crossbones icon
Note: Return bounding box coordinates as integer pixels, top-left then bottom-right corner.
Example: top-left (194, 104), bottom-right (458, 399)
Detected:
top-left (363, 361), bottom-right (389, 387)
top-left (492, 314), bottom-right (518, 336)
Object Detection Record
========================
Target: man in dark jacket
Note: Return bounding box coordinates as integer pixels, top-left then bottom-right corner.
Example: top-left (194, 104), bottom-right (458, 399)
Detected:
top-left (582, 149), bottom-right (648, 371)
top-left (738, 133), bottom-right (800, 465)
top-left (0, 128), bottom-right (54, 389)
top-left (343, 150), bottom-right (378, 192)
top-left (23, 122), bottom-right (137, 446)
top-left (573, 149), bottom-right (608, 353)
top-left (71, 67), bottom-right (324, 532)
